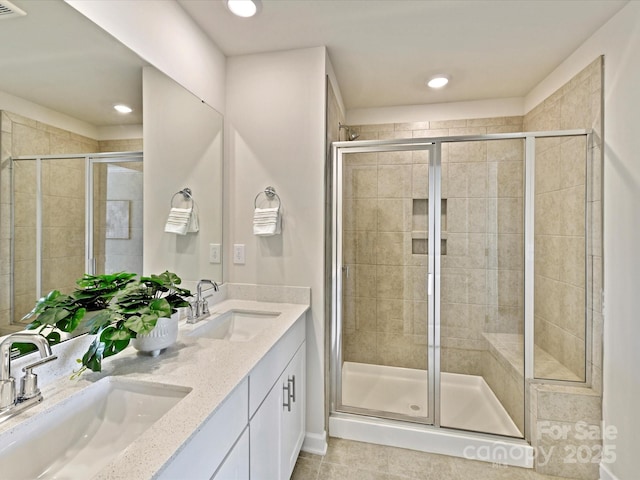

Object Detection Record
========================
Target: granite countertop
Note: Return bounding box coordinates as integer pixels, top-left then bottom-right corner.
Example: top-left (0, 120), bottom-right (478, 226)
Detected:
top-left (0, 297), bottom-right (309, 479)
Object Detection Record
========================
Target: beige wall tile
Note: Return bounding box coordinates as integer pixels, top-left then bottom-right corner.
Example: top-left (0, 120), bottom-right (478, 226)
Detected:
top-left (412, 128), bottom-right (449, 138)
top-left (356, 296), bottom-right (377, 332)
top-left (12, 124), bottom-right (50, 156)
top-left (344, 330), bottom-right (377, 364)
top-left (351, 166), bottom-right (378, 198)
top-left (394, 121), bottom-right (429, 131)
top-left (377, 164), bottom-right (411, 198)
top-left (486, 137), bottom-right (524, 164)
top-left (375, 232), bottom-right (403, 266)
top-left (376, 298), bottom-right (404, 333)
top-left (448, 140), bottom-right (486, 163)
top-left (376, 265), bottom-right (405, 299)
top-left (355, 264), bottom-right (377, 298)
top-left (377, 150), bottom-right (411, 165)
top-left (377, 198), bottom-right (407, 232)
top-left (354, 198), bottom-right (378, 231)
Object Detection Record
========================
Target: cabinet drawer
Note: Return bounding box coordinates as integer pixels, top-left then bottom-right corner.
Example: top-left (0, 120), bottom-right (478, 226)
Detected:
top-left (212, 427), bottom-right (249, 480)
top-left (248, 313), bottom-right (305, 417)
top-left (157, 378), bottom-right (249, 480)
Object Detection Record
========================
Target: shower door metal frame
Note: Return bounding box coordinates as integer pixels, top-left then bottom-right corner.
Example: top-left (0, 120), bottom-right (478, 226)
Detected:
top-left (330, 129), bottom-right (592, 440)
top-left (9, 151), bottom-right (143, 324)
top-left (331, 141), bottom-right (437, 425)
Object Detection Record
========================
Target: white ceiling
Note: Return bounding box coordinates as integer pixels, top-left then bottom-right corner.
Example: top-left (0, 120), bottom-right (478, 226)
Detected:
top-left (179, 0), bottom-right (627, 110)
top-left (0, 0), bottom-right (146, 126)
top-left (0, 1), bottom-right (628, 126)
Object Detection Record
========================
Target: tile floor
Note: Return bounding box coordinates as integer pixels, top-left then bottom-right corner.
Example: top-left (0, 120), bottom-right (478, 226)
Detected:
top-left (292, 438), bottom-right (573, 480)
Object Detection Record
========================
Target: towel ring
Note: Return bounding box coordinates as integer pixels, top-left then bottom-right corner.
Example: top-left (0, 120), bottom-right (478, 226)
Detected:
top-left (171, 187), bottom-right (194, 208)
top-left (254, 186), bottom-right (281, 210)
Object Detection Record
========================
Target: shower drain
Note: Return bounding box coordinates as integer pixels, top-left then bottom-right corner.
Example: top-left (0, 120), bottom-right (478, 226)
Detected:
top-left (410, 404), bottom-right (421, 411)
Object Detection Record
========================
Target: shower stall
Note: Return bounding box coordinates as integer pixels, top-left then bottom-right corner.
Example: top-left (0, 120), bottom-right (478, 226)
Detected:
top-left (9, 151), bottom-right (143, 326)
top-left (329, 129), bottom-right (594, 465)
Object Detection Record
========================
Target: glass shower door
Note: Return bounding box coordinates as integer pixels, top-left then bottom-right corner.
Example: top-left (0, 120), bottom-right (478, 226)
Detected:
top-left (10, 153), bottom-right (143, 327)
top-left (437, 138), bottom-right (525, 438)
top-left (90, 159), bottom-right (144, 276)
top-left (334, 142), bottom-right (435, 424)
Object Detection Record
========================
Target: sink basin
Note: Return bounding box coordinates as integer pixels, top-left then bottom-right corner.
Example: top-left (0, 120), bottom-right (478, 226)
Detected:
top-left (0, 377), bottom-right (190, 480)
top-left (189, 309), bottom-right (280, 342)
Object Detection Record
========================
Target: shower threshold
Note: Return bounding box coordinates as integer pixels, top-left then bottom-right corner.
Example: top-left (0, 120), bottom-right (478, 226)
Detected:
top-left (341, 362), bottom-right (520, 437)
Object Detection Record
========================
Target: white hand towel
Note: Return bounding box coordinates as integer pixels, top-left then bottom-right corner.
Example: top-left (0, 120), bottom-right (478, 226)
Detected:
top-left (253, 207), bottom-right (281, 236)
top-left (187, 207), bottom-right (199, 233)
top-left (165, 207), bottom-right (191, 235)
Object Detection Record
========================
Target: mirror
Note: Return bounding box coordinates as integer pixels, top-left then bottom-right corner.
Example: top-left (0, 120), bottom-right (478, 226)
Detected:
top-left (142, 66), bottom-right (224, 287)
top-left (0, 0), bottom-right (224, 344)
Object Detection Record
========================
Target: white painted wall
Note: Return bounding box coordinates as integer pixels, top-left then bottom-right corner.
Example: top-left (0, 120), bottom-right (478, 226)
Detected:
top-left (65, 0), bottom-right (226, 114)
top-left (523, 3), bottom-right (640, 479)
top-left (225, 47), bottom-right (328, 453)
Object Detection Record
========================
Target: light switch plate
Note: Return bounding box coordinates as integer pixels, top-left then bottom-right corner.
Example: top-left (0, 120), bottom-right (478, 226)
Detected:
top-left (233, 244), bottom-right (245, 264)
top-left (209, 243), bottom-right (221, 264)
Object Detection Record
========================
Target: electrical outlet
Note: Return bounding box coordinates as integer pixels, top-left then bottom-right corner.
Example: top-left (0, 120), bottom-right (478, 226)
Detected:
top-left (233, 244), bottom-right (245, 264)
top-left (209, 243), bottom-right (221, 264)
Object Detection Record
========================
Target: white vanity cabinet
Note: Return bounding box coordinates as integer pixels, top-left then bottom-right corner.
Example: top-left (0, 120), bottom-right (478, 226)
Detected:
top-left (212, 428), bottom-right (250, 480)
top-left (157, 378), bottom-right (249, 480)
top-left (279, 343), bottom-right (306, 477)
top-left (249, 342), bottom-right (305, 480)
top-left (157, 311), bottom-right (306, 480)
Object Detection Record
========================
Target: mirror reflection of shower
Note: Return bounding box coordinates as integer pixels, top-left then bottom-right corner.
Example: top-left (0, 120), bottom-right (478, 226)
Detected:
top-left (339, 122), bottom-right (360, 141)
top-left (9, 152), bottom-right (143, 328)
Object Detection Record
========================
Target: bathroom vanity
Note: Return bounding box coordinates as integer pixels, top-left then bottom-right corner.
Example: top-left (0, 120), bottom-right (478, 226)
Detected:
top-left (159, 302), bottom-right (306, 480)
top-left (0, 287), bottom-right (309, 480)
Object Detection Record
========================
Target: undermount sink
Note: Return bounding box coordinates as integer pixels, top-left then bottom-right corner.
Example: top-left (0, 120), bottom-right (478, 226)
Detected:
top-left (188, 309), bottom-right (281, 342)
top-left (0, 377), bottom-right (191, 480)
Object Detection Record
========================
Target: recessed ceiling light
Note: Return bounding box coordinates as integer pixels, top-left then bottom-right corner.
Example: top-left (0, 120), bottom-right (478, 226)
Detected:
top-left (226, 0), bottom-right (259, 18)
top-left (427, 75), bottom-right (450, 89)
top-left (114, 104), bottom-right (133, 114)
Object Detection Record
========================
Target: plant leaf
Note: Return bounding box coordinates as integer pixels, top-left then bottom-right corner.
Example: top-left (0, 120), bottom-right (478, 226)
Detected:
top-left (123, 313), bottom-right (158, 334)
top-left (104, 328), bottom-right (131, 341)
top-left (82, 337), bottom-right (106, 372)
top-left (85, 309), bottom-right (117, 334)
top-left (36, 307), bottom-right (71, 326)
top-left (149, 298), bottom-right (172, 318)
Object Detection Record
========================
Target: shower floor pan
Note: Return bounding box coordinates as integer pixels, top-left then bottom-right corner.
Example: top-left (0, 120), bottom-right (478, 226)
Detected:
top-left (341, 361), bottom-right (521, 438)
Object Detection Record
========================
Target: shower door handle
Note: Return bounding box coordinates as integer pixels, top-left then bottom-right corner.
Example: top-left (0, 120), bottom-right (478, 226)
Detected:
top-left (427, 273), bottom-right (434, 296)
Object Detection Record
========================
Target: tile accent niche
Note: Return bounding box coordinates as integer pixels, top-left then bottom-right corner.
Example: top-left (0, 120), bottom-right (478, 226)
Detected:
top-left (410, 198), bottom-right (447, 255)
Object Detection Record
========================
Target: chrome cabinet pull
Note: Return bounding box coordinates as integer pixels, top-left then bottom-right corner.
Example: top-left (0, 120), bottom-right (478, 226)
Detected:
top-left (283, 382), bottom-right (291, 412)
top-left (288, 375), bottom-right (296, 403)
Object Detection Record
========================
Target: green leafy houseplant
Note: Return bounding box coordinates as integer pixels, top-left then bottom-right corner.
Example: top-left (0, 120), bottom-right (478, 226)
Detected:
top-left (25, 271), bottom-right (191, 375)
top-left (20, 272), bottom-right (138, 354)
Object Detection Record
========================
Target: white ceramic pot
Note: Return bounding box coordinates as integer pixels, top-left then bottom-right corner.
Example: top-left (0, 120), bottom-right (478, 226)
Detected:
top-left (132, 312), bottom-right (179, 357)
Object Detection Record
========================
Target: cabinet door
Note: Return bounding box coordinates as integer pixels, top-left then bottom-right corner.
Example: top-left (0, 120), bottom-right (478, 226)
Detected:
top-left (249, 380), bottom-right (282, 480)
top-left (281, 343), bottom-right (305, 479)
top-left (212, 428), bottom-right (249, 480)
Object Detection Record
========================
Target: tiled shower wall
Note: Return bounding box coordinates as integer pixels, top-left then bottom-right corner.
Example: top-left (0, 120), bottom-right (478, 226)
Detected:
top-left (0, 110), bottom-right (142, 334)
top-left (341, 116), bottom-right (526, 373)
top-left (0, 111), bottom-right (98, 332)
top-left (525, 56), bottom-right (602, 384)
top-left (524, 57), bottom-right (603, 479)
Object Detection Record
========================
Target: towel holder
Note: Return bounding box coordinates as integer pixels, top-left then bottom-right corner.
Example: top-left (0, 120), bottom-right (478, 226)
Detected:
top-left (254, 186), bottom-right (281, 210)
top-left (171, 187), bottom-right (194, 208)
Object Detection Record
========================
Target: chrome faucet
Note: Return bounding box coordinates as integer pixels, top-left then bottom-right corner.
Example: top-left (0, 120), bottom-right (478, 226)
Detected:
top-left (187, 279), bottom-right (219, 324)
top-left (0, 332), bottom-right (57, 422)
